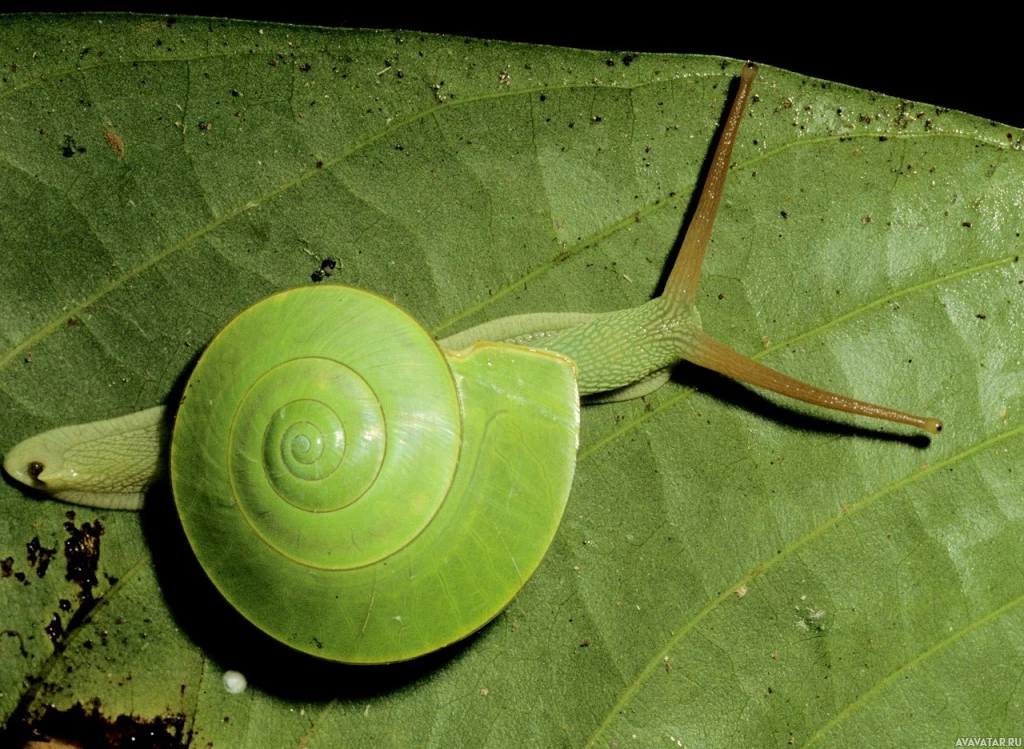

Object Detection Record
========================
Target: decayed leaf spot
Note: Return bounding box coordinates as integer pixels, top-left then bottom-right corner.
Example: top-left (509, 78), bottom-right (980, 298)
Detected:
top-left (43, 612), bottom-right (64, 649)
top-left (25, 536), bottom-right (56, 578)
top-left (63, 519), bottom-right (103, 604)
top-left (4, 702), bottom-right (190, 748)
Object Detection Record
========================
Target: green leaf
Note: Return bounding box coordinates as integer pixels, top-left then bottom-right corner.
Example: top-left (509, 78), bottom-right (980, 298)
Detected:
top-left (1, 15), bottom-right (1022, 748)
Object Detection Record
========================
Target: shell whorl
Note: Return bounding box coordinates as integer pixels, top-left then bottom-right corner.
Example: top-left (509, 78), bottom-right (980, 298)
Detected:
top-left (174, 286), bottom-right (462, 569)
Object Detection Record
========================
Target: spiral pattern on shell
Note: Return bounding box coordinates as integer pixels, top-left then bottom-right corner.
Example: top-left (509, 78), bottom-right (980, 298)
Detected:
top-left (174, 286), bottom-right (461, 566)
top-left (171, 286), bottom-right (580, 663)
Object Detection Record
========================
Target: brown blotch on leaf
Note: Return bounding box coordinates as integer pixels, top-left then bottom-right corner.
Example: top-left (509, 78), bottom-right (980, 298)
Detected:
top-left (103, 128), bottom-right (125, 157)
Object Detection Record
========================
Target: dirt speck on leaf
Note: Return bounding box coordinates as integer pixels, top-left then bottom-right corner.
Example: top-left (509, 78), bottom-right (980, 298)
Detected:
top-left (310, 257), bottom-right (338, 283)
top-left (60, 135), bottom-right (86, 157)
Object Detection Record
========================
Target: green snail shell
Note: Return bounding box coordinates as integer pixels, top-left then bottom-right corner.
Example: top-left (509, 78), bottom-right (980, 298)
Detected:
top-left (171, 285), bottom-right (580, 664)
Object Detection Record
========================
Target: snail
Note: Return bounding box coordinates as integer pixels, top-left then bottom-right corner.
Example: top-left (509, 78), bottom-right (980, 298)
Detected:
top-left (2, 63), bottom-right (941, 664)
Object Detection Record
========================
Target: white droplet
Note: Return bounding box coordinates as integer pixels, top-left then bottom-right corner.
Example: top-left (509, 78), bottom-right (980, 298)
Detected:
top-left (223, 670), bottom-right (247, 694)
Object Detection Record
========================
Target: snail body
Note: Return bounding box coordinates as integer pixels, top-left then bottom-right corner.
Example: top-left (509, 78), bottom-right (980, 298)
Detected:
top-left (3, 64), bottom-right (942, 664)
top-left (7, 287), bottom-right (583, 664)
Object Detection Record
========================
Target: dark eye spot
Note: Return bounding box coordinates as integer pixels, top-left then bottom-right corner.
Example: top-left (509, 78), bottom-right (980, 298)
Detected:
top-left (28, 461), bottom-right (44, 479)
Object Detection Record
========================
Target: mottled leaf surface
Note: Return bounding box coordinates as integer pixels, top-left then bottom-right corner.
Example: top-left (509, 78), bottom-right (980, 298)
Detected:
top-left (0, 15), bottom-right (1022, 748)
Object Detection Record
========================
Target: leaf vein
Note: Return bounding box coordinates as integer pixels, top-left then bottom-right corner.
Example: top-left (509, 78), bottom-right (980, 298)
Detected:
top-left (805, 590), bottom-right (1024, 745)
top-left (583, 423), bottom-right (1024, 748)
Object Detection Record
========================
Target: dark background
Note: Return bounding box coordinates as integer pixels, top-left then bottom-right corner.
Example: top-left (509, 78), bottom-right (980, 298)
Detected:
top-left (7, 8), bottom-right (1021, 127)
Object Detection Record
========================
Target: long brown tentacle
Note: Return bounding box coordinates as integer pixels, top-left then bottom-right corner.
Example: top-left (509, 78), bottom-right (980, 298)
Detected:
top-left (685, 330), bottom-right (942, 434)
top-left (664, 61), bottom-right (758, 304)
top-left (660, 62), bottom-right (942, 434)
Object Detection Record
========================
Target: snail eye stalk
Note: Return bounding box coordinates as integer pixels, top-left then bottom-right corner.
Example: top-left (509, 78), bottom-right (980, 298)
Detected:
top-left (658, 62), bottom-right (941, 435)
